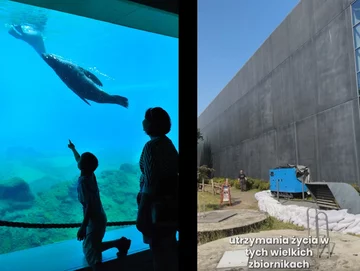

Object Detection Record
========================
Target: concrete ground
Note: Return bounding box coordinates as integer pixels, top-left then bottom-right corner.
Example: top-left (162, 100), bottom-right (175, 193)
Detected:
top-left (198, 229), bottom-right (360, 271)
top-left (198, 189), bottom-right (360, 270)
top-left (198, 209), bottom-right (268, 233)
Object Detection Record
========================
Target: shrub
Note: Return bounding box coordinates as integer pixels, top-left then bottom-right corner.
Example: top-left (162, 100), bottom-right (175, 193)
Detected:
top-left (212, 176), bottom-right (269, 191)
top-left (258, 181), bottom-right (270, 191)
top-left (198, 165), bottom-right (215, 184)
top-left (351, 183), bottom-right (360, 194)
top-left (197, 128), bottom-right (204, 144)
top-left (246, 177), bottom-right (269, 191)
top-left (213, 177), bottom-right (237, 187)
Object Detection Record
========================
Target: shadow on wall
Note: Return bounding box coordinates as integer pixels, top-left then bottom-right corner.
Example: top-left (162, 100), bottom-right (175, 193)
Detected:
top-left (198, 139), bottom-right (215, 185)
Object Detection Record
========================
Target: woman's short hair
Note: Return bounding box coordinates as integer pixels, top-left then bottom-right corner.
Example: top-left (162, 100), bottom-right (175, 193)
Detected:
top-left (144, 107), bottom-right (171, 136)
top-left (79, 152), bottom-right (98, 173)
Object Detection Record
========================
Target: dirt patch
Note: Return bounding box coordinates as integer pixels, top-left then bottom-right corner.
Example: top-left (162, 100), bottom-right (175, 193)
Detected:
top-left (225, 190), bottom-right (259, 210)
top-left (198, 189), bottom-right (260, 212)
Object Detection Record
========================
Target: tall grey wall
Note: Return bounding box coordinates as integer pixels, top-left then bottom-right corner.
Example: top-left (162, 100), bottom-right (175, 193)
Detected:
top-left (198, 0), bottom-right (360, 184)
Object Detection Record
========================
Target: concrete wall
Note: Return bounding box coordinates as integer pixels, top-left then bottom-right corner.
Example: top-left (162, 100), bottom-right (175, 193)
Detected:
top-left (198, 0), bottom-right (360, 184)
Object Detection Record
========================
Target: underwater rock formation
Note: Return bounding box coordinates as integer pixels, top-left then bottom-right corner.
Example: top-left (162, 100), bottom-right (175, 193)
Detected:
top-left (99, 169), bottom-right (138, 204)
top-left (67, 177), bottom-right (79, 200)
top-left (30, 175), bottom-right (66, 195)
top-left (0, 168), bottom-right (140, 255)
top-left (0, 177), bottom-right (35, 212)
top-left (0, 177), bottom-right (35, 202)
top-left (119, 163), bottom-right (139, 175)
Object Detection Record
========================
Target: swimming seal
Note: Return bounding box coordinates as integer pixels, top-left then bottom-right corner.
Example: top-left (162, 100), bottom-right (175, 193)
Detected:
top-left (42, 53), bottom-right (128, 108)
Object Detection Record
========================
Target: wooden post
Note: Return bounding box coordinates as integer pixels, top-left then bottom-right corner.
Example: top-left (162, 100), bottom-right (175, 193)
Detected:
top-left (220, 184), bottom-right (223, 205)
top-left (202, 178), bottom-right (205, 192)
top-left (211, 179), bottom-right (214, 195)
top-left (228, 186), bottom-right (232, 206)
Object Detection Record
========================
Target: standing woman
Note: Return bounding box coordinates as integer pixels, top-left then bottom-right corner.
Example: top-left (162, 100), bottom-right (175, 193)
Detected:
top-left (136, 107), bottom-right (179, 271)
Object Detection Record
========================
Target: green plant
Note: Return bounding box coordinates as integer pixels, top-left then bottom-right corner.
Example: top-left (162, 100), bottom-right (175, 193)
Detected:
top-left (246, 177), bottom-right (269, 191)
top-left (197, 128), bottom-right (204, 144)
top-left (259, 181), bottom-right (270, 191)
top-left (213, 177), bottom-right (237, 187)
top-left (197, 216), bottom-right (304, 245)
top-left (351, 183), bottom-right (360, 194)
top-left (198, 165), bottom-right (215, 184)
top-left (212, 176), bottom-right (270, 191)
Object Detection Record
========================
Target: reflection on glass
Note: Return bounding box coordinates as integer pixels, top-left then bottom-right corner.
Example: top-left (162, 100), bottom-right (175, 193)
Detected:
top-left (357, 72), bottom-right (360, 95)
top-left (353, 0), bottom-right (360, 26)
top-left (355, 49), bottom-right (360, 72)
top-left (354, 24), bottom-right (360, 49)
top-left (0, 0), bottom-right (178, 255)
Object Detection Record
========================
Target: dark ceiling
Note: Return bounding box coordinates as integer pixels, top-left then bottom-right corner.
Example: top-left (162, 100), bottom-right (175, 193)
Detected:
top-left (10, 0), bottom-right (179, 38)
top-left (128, 0), bottom-right (178, 15)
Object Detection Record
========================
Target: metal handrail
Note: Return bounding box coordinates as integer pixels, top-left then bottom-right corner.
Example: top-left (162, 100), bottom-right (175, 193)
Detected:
top-left (306, 207), bottom-right (331, 258)
top-left (306, 207), bottom-right (318, 240)
top-left (315, 211), bottom-right (330, 258)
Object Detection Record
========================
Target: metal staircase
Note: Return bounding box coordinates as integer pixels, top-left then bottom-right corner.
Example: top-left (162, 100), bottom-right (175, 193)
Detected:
top-left (306, 183), bottom-right (340, 210)
top-left (306, 182), bottom-right (360, 214)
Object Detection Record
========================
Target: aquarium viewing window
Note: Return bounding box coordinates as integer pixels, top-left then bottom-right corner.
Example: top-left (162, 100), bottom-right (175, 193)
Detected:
top-left (0, 0), bottom-right (178, 268)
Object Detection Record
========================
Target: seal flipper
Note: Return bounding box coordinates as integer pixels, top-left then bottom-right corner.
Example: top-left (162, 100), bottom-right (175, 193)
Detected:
top-left (111, 95), bottom-right (129, 108)
top-left (80, 97), bottom-right (91, 106)
top-left (80, 68), bottom-right (103, 87)
top-left (8, 24), bottom-right (46, 55)
top-left (8, 25), bottom-right (24, 40)
top-left (75, 94), bottom-right (91, 106)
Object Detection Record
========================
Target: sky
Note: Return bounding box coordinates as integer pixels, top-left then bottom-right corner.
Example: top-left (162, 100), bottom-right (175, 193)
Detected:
top-left (198, 0), bottom-right (300, 116)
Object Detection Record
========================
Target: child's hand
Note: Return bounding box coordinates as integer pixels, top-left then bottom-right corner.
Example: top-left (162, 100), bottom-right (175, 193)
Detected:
top-left (68, 139), bottom-right (75, 150)
top-left (77, 226), bottom-right (86, 241)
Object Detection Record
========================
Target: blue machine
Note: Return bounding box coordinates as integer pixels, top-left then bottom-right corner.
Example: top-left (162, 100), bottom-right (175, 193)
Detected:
top-left (269, 165), bottom-right (309, 197)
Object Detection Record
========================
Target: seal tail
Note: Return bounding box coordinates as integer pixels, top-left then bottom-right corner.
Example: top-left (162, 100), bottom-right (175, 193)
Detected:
top-left (111, 95), bottom-right (129, 108)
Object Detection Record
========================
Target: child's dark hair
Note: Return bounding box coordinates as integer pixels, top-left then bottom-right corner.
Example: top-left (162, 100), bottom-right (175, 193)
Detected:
top-left (79, 152), bottom-right (98, 173)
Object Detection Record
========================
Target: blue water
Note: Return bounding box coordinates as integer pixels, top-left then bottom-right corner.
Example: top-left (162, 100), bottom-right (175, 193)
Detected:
top-left (0, 0), bottom-right (178, 255)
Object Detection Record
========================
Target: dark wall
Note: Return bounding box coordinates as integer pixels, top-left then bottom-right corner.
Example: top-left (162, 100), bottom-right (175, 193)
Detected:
top-left (198, 0), bottom-right (360, 184)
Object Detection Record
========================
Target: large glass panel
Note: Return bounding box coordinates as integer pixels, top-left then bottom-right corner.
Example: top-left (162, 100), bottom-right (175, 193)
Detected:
top-left (355, 49), bottom-right (360, 72)
top-left (0, 1), bottom-right (178, 255)
top-left (357, 72), bottom-right (360, 95)
top-left (353, 0), bottom-right (360, 26)
top-left (354, 24), bottom-right (360, 49)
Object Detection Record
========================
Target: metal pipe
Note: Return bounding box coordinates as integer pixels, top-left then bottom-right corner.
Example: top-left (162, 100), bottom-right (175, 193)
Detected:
top-left (315, 211), bottom-right (320, 257)
top-left (306, 207), bottom-right (318, 240)
top-left (316, 211), bottom-right (330, 258)
top-left (302, 180), bottom-right (305, 201)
